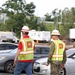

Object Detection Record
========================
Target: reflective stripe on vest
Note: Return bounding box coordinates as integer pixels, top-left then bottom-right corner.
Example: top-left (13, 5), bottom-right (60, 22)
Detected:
top-left (18, 38), bottom-right (34, 60)
top-left (20, 51), bottom-right (34, 54)
top-left (51, 40), bottom-right (65, 61)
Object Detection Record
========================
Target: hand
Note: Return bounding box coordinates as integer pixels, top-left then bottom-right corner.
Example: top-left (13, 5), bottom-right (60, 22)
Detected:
top-left (62, 64), bottom-right (64, 68)
top-left (14, 58), bottom-right (17, 65)
top-left (46, 63), bottom-right (49, 66)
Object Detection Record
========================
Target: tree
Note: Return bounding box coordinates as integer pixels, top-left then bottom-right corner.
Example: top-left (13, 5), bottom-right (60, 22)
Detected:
top-left (0, 0), bottom-right (36, 38)
top-left (61, 7), bottom-right (74, 37)
top-left (71, 7), bottom-right (75, 24)
top-left (44, 13), bottom-right (53, 21)
top-left (52, 8), bottom-right (59, 30)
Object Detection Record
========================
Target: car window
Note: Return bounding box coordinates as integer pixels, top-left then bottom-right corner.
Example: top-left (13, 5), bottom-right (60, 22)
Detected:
top-left (0, 43), bottom-right (18, 50)
top-left (34, 46), bottom-right (50, 54)
top-left (41, 47), bottom-right (50, 54)
top-left (6, 44), bottom-right (17, 49)
top-left (0, 44), bottom-right (5, 50)
top-left (34, 47), bottom-right (41, 54)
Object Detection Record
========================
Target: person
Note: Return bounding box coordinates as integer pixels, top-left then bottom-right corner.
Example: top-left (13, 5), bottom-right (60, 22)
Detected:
top-left (14, 26), bottom-right (35, 75)
top-left (47, 29), bottom-right (66, 75)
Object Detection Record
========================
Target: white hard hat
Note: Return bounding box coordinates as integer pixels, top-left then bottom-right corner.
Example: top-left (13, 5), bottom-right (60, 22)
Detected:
top-left (21, 26), bottom-right (29, 32)
top-left (51, 29), bottom-right (60, 35)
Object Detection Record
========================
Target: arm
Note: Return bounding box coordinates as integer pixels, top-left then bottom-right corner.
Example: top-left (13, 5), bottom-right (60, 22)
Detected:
top-left (61, 49), bottom-right (66, 68)
top-left (47, 42), bottom-right (55, 64)
top-left (14, 42), bottom-right (22, 65)
top-left (14, 49), bottom-right (21, 65)
top-left (62, 49), bottom-right (66, 64)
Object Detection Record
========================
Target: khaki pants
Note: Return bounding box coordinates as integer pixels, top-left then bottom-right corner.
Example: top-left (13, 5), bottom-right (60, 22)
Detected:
top-left (50, 61), bottom-right (62, 75)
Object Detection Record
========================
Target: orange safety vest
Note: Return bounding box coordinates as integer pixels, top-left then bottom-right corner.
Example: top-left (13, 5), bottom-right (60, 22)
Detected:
top-left (51, 40), bottom-right (65, 61)
top-left (18, 38), bottom-right (34, 61)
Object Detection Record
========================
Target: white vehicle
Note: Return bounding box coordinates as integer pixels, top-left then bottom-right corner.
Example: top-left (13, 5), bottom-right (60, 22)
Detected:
top-left (33, 48), bottom-right (75, 75)
top-left (0, 31), bottom-right (19, 43)
top-left (29, 30), bottom-right (51, 41)
top-left (21, 30), bottom-right (51, 41)
top-left (69, 28), bottom-right (75, 41)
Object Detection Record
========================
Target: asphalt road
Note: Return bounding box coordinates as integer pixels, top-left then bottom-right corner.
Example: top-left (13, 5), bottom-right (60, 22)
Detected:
top-left (0, 73), bottom-right (24, 75)
top-left (0, 73), bottom-right (35, 75)
top-left (0, 73), bottom-right (25, 75)
top-left (0, 71), bottom-right (36, 75)
top-left (0, 73), bottom-right (34, 75)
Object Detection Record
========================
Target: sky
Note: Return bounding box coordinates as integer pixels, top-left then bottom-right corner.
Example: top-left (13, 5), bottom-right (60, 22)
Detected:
top-left (0, 0), bottom-right (75, 17)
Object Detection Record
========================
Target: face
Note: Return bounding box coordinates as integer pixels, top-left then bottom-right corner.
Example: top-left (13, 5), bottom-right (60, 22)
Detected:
top-left (51, 35), bottom-right (59, 40)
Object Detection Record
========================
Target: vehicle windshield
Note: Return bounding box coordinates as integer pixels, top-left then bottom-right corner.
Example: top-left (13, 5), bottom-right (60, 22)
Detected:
top-left (66, 48), bottom-right (75, 57)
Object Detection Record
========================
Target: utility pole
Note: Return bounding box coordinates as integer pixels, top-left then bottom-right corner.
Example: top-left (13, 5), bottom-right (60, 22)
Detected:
top-left (3, 13), bottom-right (6, 24)
top-left (55, 12), bottom-right (59, 30)
top-left (53, 9), bottom-right (59, 30)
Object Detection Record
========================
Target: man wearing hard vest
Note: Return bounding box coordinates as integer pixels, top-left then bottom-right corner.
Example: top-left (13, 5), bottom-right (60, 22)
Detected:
top-left (14, 26), bottom-right (35, 75)
top-left (47, 29), bottom-right (66, 75)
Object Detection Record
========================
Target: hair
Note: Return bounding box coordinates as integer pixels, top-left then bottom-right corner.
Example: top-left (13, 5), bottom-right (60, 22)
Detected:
top-left (22, 31), bottom-right (29, 35)
top-left (25, 32), bottom-right (29, 35)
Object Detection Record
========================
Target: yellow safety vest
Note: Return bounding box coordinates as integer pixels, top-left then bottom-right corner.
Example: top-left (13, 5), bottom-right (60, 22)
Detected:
top-left (51, 40), bottom-right (65, 61)
top-left (18, 38), bottom-right (34, 61)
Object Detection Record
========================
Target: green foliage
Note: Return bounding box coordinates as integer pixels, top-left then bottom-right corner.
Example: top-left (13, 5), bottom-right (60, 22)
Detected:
top-left (44, 13), bottom-right (53, 21)
top-left (44, 7), bottom-right (75, 38)
top-left (0, 0), bottom-right (75, 39)
top-left (0, 22), bottom-right (7, 31)
top-left (43, 22), bottom-right (55, 32)
top-left (0, 0), bottom-right (36, 38)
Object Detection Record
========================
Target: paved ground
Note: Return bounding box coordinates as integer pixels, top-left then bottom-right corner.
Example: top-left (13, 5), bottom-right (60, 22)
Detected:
top-left (0, 71), bottom-right (36, 75)
top-left (0, 73), bottom-right (35, 75)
